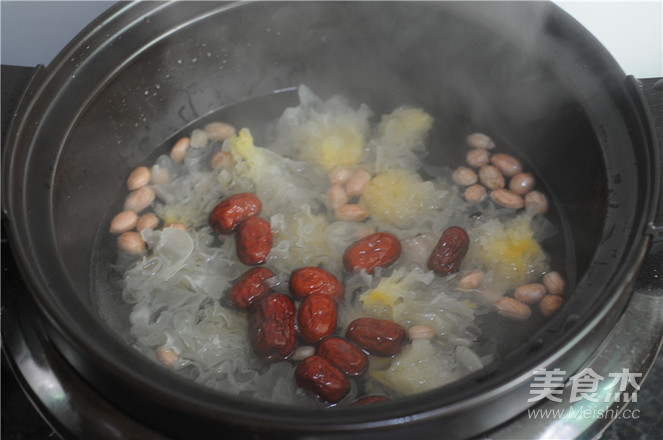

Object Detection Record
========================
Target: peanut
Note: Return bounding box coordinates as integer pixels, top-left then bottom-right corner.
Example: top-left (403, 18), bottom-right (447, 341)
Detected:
top-left (490, 153), bottom-right (522, 177)
top-left (211, 151), bottom-right (233, 170)
top-left (464, 184), bottom-right (487, 203)
top-left (345, 170), bottom-right (372, 197)
top-left (490, 189), bottom-right (524, 210)
top-left (117, 231), bottom-right (145, 255)
top-left (329, 166), bottom-right (353, 185)
top-left (452, 166), bottom-right (478, 186)
top-left (466, 148), bottom-right (490, 168)
top-left (166, 222), bottom-right (187, 231)
top-left (204, 122), bottom-right (235, 142)
top-left (150, 164), bottom-right (170, 185)
top-left (539, 294), bottom-right (564, 317)
top-left (136, 213), bottom-right (159, 232)
top-left (514, 283), bottom-right (546, 304)
top-left (110, 210), bottom-right (138, 234)
top-left (494, 297), bottom-right (531, 321)
top-left (407, 325), bottom-right (435, 341)
top-left (190, 128), bottom-right (208, 148)
top-left (335, 204), bottom-right (369, 222)
top-left (126, 166), bottom-right (151, 190)
top-left (525, 190), bottom-right (549, 215)
top-left (478, 165), bottom-right (505, 190)
top-left (509, 172), bottom-right (535, 195)
top-left (157, 347), bottom-right (179, 368)
top-left (327, 185), bottom-right (349, 210)
top-left (543, 271), bottom-right (565, 295)
top-left (458, 269), bottom-right (485, 290)
top-left (466, 132), bottom-right (496, 149)
top-left (170, 137), bottom-right (190, 162)
top-left (124, 186), bottom-right (155, 213)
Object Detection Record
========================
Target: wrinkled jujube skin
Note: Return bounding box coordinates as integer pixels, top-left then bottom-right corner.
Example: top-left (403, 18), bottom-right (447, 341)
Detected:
top-left (346, 317), bottom-right (407, 357)
top-left (343, 232), bottom-right (401, 274)
top-left (290, 267), bottom-right (344, 301)
top-left (236, 216), bottom-right (273, 265)
top-left (317, 336), bottom-right (368, 377)
top-left (427, 226), bottom-right (470, 275)
top-left (297, 294), bottom-right (337, 344)
top-left (295, 355), bottom-right (350, 404)
top-left (248, 294), bottom-right (296, 362)
top-left (229, 267), bottom-right (274, 310)
top-left (209, 192), bottom-right (262, 234)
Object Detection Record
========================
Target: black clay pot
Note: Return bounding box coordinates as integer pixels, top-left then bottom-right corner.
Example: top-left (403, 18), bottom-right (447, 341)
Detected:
top-left (2, 2), bottom-right (660, 439)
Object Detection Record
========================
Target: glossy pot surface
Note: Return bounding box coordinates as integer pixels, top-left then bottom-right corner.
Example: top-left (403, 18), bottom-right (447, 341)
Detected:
top-left (2, 2), bottom-right (659, 438)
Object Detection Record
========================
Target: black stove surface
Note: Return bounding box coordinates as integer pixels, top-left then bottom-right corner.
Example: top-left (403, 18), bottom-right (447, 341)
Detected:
top-left (1, 65), bottom-right (662, 440)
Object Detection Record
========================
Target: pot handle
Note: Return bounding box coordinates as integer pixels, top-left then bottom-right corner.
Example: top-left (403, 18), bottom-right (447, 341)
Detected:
top-left (625, 76), bottom-right (663, 243)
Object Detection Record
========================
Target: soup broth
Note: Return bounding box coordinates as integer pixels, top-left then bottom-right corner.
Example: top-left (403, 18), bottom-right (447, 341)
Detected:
top-left (93, 86), bottom-right (569, 406)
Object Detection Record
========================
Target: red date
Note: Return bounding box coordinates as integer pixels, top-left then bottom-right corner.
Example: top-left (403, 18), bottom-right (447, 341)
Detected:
top-left (236, 216), bottom-right (273, 265)
top-left (229, 267), bottom-right (274, 310)
top-left (209, 192), bottom-right (261, 234)
top-left (297, 294), bottom-right (337, 344)
top-left (427, 226), bottom-right (470, 275)
top-left (295, 355), bottom-right (350, 404)
top-left (317, 336), bottom-right (368, 377)
top-left (351, 395), bottom-right (390, 405)
top-left (289, 267), bottom-right (344, 301)
top-left (248, 294), bottom-right (296, 362)
top-left (346, 317), bottom-right (406, 357)
top-left (343, 232), bottom-right (401, 274)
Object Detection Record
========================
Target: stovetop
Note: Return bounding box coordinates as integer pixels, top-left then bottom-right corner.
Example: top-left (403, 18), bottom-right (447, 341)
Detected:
top-left (1, 66), bottom-right (662, 440)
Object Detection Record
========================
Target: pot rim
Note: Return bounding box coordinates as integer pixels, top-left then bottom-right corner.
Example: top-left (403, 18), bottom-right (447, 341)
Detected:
top-left (2, 1), bottom-right (659, 436)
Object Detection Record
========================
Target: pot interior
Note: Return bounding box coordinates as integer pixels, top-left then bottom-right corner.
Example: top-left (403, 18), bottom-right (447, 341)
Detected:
top-left (6, 1), bottom-right (654, 436)
top-left (71, 1), bottom-right (602, 355)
